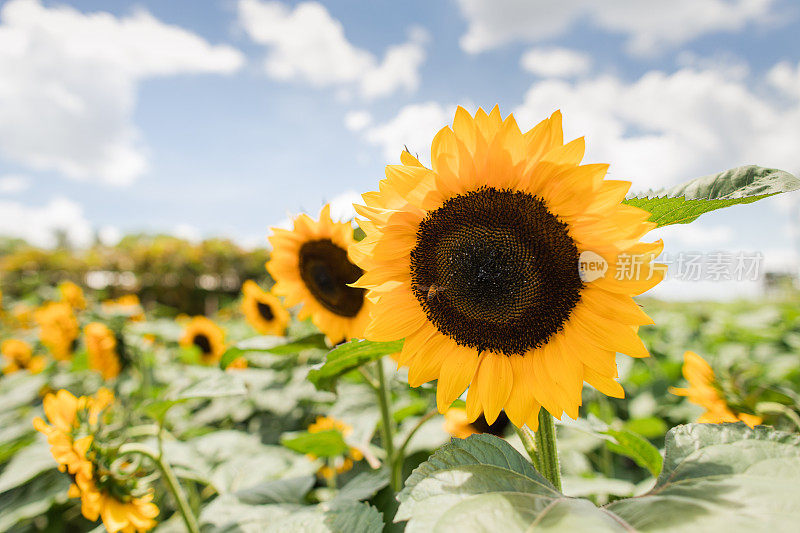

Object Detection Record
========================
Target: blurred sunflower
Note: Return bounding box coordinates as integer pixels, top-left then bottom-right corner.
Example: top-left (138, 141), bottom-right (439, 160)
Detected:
top-left (670, 351), bottom-right (762, 428)
top-left (307, 415), bottom-right (364, 479)
top-left (35, 302), bottom-right (80, 361)
top-left (1, 338), bottom-right (46, 374)
top-left (102, 294), bottom-right (145, 322)
top-left (352, 106), bottom-right (663, 429)
top-left (84, 323), bottom-right (121, 380)
top-left (240, 280), bottom-right (289, 335)
top-left (58, 281), bottom-right (87, 310)
top-left (34, 389), bottom-right (158, 533)
top-left (267, 205), bottom-right (371, 344)
top-left (180, 317), bottom-right (225, 364)
top-left (444, 407), bottom-right (510, 439)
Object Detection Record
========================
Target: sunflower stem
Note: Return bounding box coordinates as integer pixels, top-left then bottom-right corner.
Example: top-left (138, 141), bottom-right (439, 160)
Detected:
top-left (374, 360), bottom-right (399, 490)
top-left (118, 443), bottom-right (200, 533)
top-left (514, 425), bottom-right (542, 472)
top-left (534, 410), bottom-right (562, 491)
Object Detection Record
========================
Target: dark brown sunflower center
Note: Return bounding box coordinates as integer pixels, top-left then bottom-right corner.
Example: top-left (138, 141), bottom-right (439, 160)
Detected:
top-left (410, 187), bottom-right (583, 355)
top-left (298, 239), bottom-right (365, 318)
top-left (193, 334), bottom-right (212, 355)
top-left (256, 301), bottom-right (274, 321)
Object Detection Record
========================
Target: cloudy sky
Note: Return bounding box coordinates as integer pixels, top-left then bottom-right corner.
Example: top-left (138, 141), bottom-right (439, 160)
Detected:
top-left (0, 0), bottom-right (799, 298)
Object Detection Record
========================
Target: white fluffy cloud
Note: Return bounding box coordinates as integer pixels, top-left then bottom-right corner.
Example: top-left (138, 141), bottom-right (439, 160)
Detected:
top-left (512, 67), bottom-right (800, 191)
top-left (456, 0), bottom-right (775, 55)
top-left (344, 110), bottom-right (373, 132)
top-left (360, 102), bottom-right (459, 161)
top-left (520, 47), bottom-right (591, 78)
top-left (0, 174), bottom-right (29, 193)
top-left (0, 197), bottom-right (93, 247)
top-left (0, 0), bottom-right (244, 186)
top-left (237, 0), bottom-right (428, 99)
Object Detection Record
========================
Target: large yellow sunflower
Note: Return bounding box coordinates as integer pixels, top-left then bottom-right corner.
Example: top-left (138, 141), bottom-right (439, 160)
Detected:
top-left (84, 322), bottom-right (122, 380)
top-left (241, 280), bottom-right (290, 335)
top-left (35, 302), bottom-right (79, 361)
top-left (352, 106), bottom-right (663, 429)
top-left (670, 351), bottom-right (761, 428)
top-left (267, 205), bottom-right (372, 344)
top-left (180, 316), bottom-right (226, 364)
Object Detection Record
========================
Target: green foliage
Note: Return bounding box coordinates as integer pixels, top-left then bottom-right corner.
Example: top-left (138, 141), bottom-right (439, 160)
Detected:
top-left (624, 165), bottom-right (799, 227)
top-left (307, 339), bottom-right (404, 391)
top-left (281, 429), bottom-right (349, 458)
top-left (397, 424), bottom-right (800, 531)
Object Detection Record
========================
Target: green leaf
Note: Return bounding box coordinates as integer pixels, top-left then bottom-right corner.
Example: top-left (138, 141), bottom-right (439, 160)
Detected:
top-left (219, 334), bottom-right (329, 369)
top-left (235, 476), bottom-right (315, 505)
top-left (143, 370), bottom-right (247, 421)
top-left (0, 471), bottom-right (70, 531)
top-left (604, 428), bottom-right (663, 478)
top-left (307, 339), bottom-right (404, 392)
top-left (0, 440), bottom-right (58, 493)
top-left (331, 468), bottom-right (390, 506)
top-left (624, 165), bottom-right (799, 227)
top-left (281, 429), bottom-right (349, 458)
top-left (397, 424), bottom-right (800, 531)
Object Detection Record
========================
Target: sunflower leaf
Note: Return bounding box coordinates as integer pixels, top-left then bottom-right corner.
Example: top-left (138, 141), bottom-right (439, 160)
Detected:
top-left (624, 165), bottom-right (799, 227)
top-left (219, 333), bottom-right (329, 368)
top-left (281, 429), bottom-right (349, 458)
top-left (397, 424), bottom-right (800, 531)
top-left (603, 428), bottom-right (663, 478)
top-left (308, 339), bottom-right (404, 392)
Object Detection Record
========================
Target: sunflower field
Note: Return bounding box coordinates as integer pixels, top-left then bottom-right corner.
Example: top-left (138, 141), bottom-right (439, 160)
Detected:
top-left (2, 108), bottom-right (800, 533)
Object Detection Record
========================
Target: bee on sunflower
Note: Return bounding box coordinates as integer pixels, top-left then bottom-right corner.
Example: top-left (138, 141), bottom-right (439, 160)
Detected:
top-left (33, 388), bottom-right (158, 533)
top-left (240, 280), bottom-right (290, 335)
top-left (670, 351), bottom-right (762, 428)
top-left (35, 302), bottom-right (80, 361)
top-left (58, 280), bottom-right (87, 310)
top-left (306, 415), bottom-right (364, 480)
top-left (180, 317), bottom-right (226, 364)
top-left (352, 107), bottom-right (663, 430)
top-left (84, 322), bottom-right (122, 380)
top-left (267, 205), bottom-right (372, 344)
top-left (1, 338), bottom-right (46, 375)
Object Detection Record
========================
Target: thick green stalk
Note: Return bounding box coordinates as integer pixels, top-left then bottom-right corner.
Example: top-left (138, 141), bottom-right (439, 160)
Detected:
top-left (514, 425), bottom-right (542, 472)
top-left (374, 360), bottom-right (399, 490)
top-left (534, 410), bottom-right (562, 491)
top-left (119, 443), bottom-right (200, 533)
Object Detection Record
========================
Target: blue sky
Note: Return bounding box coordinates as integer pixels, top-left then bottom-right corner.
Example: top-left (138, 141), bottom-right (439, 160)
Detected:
top-left (0, 0), bottom-right (799, 298)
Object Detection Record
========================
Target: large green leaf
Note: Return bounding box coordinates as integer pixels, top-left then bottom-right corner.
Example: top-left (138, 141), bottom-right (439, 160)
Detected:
top-left (396, 424), bottom-right (800, 531)
top-left (604, 428), bottom-right (663, 478)
top-left (307, 339), bottom-right (403, 392)
top-left (0, 471), bottom-right (71, 531)
top-left (281, 429), bottom-right (349, 458)
top-left (624, 166), bottom-right (799, 227)
top-left (144, 369), bottom-right (247, 421)
top-left (219, 334), bottom-right (329, 368)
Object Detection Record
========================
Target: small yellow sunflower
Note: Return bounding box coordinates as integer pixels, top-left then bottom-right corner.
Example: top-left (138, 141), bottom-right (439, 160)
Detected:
top-left (670, 351), bottom-right (761, 428)
top-left (241, 280), bottom-right (290, 335)
top-left (267, 205), bottom-right (372, 344)
top-left (102, 294), bottom-right (145, 322)
top-left (34, 389), bottom-right (157, 533)
top-left (75, 476), bottom-right (159, 533)
top-left (1, 338), bottom-right (46, 374)
top-left (84, 322), bottom-right (122, 380)
top-left (59, 281), bottom-right (87, 310)
top-left (35, 302), bottom-right (80, 361)
top-left (352, 106), bottom-right (663, 429)
top-left (444, 407), bottom-right (510, 439)
top-left (180, 317), bottom-right (226, 364)
top-left (307, 415), bottom-right (364, 480)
